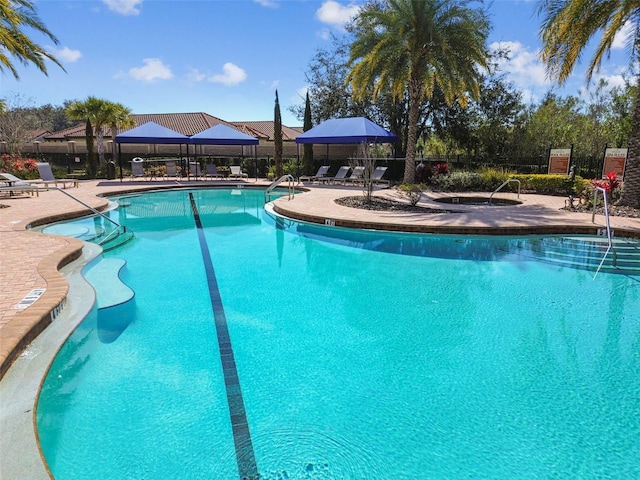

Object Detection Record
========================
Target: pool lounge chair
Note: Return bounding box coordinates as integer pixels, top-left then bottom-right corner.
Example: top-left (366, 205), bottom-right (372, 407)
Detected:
top-left (36, 162), bottom-right (79, 188)
top-left (130, 158), bottom-right (147, 180)
top-left (344, 165), bottom-right (365, 185)
top-left (319, 165), bottom-right (351, 184)
top-left (0, 173), bottom-right (40, 196)
top-left (189, 162), bottom-right (203, 180)
top-left (300, 165), bottom-right (330, 183)
top-left (371, 166), bottom-right (389, 186)
top-left (205, 164), bottom-right (224, 179)
top-left (164, 160), bottom-right (179, 179)
top-left (229, 165), bottom-right (248, 178)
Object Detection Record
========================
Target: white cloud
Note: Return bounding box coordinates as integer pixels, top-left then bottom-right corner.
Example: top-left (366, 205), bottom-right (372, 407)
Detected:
top-left (208, 63), bottom-right (247, 86)
top-left (491, 41), bottom-right (552, 91)
top-left (128, 58), bottom-right (173, 82)
top-left (612, 21), bottom-right (633, 50)
top-left (102, 0), bottom-right (142, 16)
top-left (186, 67), bottom-right (206, 82)
top-left (253, 0), bottom-right (278, 8)
top-left (316, 1), bottom-right (360, 29)
top-left (49, 46), bottom-right (82, 63)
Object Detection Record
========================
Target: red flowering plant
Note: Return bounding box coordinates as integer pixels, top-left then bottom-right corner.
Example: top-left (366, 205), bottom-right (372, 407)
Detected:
top-left (0, 153), bottom-right (40, 179)
top-left (591, 171), bottom-right (621, 203)
top-left (434, 162), bottom-right (449, 176)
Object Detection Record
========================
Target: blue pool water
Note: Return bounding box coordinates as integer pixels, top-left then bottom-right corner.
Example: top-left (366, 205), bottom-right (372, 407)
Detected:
top-left (37, 189), bottom-right (640, 479)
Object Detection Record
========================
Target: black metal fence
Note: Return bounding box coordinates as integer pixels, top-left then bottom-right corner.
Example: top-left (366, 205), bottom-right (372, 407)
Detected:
top-left (37, 151), bottom-right (607, 182)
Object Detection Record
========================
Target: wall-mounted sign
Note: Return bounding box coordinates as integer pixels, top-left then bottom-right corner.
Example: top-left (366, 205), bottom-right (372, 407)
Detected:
top-left (548, 148), bottom-right (572, 174)
top-left (602, 148), bottom-right (627, 179)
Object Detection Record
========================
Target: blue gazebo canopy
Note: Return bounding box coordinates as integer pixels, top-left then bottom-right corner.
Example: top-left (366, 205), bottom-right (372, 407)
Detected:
top-left (295, 117), bottom-right (398, 144)
top-left (190, 124), bottom-right (258, 145)
top-left (115, 121), bottom-right (189, 144)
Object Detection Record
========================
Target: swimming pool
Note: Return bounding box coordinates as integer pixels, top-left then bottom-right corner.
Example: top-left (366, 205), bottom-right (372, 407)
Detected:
top-left (37, 188), bottom-right (640, 479)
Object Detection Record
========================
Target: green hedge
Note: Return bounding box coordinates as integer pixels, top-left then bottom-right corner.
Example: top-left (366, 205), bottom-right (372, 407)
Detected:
top-left (430, 171), bottom-right (588, 196)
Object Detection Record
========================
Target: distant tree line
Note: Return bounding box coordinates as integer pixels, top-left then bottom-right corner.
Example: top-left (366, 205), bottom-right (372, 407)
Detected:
top-left (290, 35), bottom-right (635, 168)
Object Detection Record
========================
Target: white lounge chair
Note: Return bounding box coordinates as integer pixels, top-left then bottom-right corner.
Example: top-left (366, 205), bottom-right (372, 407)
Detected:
top-left (319, 165), bottom-right (351, 184)
top-left (300, 165), bottom-right (330, 183)
top-left (0, 173), bottom-right (40, 196)
top-left (36, 162), bottom-right (79, 188)
top-left (229, 165), bottom-right (248, 178)
top-left (205, 164), bottom-right (224, 179)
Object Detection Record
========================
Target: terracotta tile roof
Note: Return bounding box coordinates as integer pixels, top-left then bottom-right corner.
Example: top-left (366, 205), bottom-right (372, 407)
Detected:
top-left (44, 113), bottom-right (302, 142)
top-left (232, 121), bottom-right (301, 141)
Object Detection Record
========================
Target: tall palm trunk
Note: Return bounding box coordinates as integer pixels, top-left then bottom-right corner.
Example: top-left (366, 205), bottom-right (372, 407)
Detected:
top-left (403, 78), bottom-right (421, 184)
top-left (620, 74), bottom-right (640, 208)
top-left (95, 126), bottom-right (106, 165)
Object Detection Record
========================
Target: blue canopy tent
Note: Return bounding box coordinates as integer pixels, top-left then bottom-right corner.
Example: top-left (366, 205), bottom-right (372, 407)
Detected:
top-left (190, 124), bottom-right (259, 180)
top-left (295, 116), bottom-right (398, 144)
top-left (295, 117), bottom-right (398, 174)
top-left (190, 124), bottom-right (258, 146)
top-left (115, 121), bottom-right (190, 181)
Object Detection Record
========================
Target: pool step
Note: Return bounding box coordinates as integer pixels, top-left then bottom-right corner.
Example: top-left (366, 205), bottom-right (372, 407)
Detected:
top-left (514, 236), bottom-right (640, 275)
top-left (84, 258), bottom-right (134, 309)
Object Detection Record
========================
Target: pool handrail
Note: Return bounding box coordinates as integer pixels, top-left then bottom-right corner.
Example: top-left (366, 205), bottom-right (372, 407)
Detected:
top-left (592, 186), bottom-right (617, 279)
top-left (488, 179), bottom-right (520, 205)
top-left (265, 174), bottom-right (295, 202)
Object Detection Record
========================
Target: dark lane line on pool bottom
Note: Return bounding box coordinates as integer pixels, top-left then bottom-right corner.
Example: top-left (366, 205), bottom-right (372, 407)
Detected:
top-left (189, 193), bottom-right (258, 480)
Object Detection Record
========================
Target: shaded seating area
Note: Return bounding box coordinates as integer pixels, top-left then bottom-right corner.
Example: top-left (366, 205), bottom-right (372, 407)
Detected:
top-left (344, 166), bottom-right (365, 184)
top-left (319, 165), bottom-right (351, 184)
top-left (205, 164), bottom-right (224, 179)
top-left (130, 158), bottom-right (147, 180)
top-left (229, 165), bottom-right (248, 178)
top-left (372, 166), bottom-right (389, 186)
top-left (36, 162), bottom-right (79, 188)
top-left (300, 165), bottom-right (330, 183)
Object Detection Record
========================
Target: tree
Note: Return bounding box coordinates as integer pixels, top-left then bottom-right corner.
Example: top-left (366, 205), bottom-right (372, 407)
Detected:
top-left (0, 93), bottom-right (37, 153)
top-left (538, 0), bottom-right (640, 206)
top-left (347, 0), bottom-right (490, 183)
top-left (107, 103), bottom-right (135, 161)
top-left (302, 92), bottom-right (314, 175)
top-left (66, 97), bottom-right (132, 165)
top-left (85, 119), bottom-right (96, 177)
top-left (0, 0), bottom-right (65, 78)
top-left (274, 90), bottom-right (283, 178)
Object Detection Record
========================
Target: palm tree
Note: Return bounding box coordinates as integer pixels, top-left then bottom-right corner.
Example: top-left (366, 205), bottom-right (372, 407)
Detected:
top-left (0, 0), bottom-right (65, 78)
top-left (347, 0), bottom-right (490, 183)
top-left (107, 103), bottom-right (135, 161)
top-left (539, 0), bottom-right (640, 207)
top-left (66, 97), bottom-right (132, 167)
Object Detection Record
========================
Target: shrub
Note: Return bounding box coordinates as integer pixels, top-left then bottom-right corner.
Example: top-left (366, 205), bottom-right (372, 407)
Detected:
top-left (398, 183), bottom-right (424, 205)
top-left (431, 171), bottom-right (485, 191)
top-left (0, 153), bottom-right (39, 179)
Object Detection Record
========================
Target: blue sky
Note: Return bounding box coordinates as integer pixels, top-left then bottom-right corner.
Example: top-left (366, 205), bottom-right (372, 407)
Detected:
top-left (1, 0), bottom-right (633, 127)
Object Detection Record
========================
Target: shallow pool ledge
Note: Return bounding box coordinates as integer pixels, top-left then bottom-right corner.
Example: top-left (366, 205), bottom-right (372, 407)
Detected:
top-left (0, 243), bottom-right (101, 480)
top-left (0, 234), bottom-right (85, 381)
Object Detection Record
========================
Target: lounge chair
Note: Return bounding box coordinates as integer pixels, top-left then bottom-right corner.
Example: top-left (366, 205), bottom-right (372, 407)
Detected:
top-left (36, 162), bottom-right (79, 188)
top-left (319, 165), bottom-right (351, 184)
top-left (300, 165), bottom-right (330, 183)
top-left (164, 160), bottom-right (178, 179)
top-left (371, 166), bottom-right (389, 186)
top-left (229, 165), bottom-right (248, 178)
top-left (0, 173), bottom-right (40, 196)
top-left (205, 163), bottom-right (224, 179)
top-left (344, 165), bottom-right (365, 185)
top-left (189, 162), bottom-right (203, 179)
top-left (130, 158), bottom-right (147, 180)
